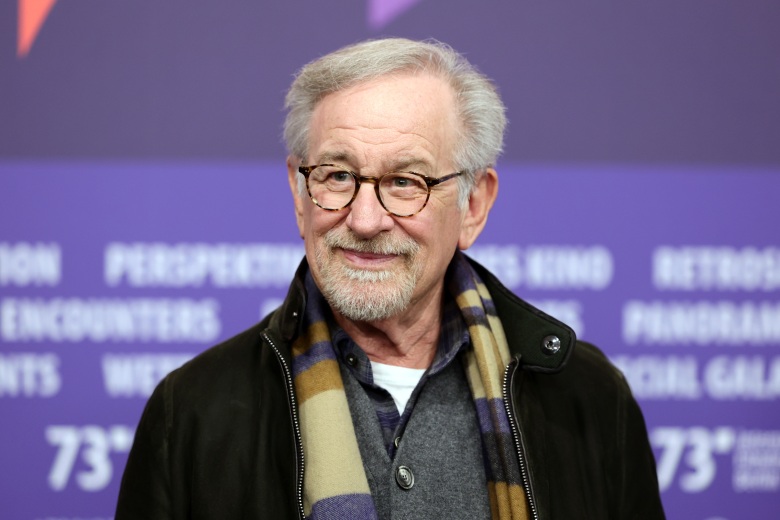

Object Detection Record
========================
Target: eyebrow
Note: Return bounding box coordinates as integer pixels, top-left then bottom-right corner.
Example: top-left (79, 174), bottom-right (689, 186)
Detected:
top-left (314, 152), bottom-right (432, 174)
top-left (316, 151), bottom-right (354, 165)
top-left (389, 158), bottom-right (432, 173)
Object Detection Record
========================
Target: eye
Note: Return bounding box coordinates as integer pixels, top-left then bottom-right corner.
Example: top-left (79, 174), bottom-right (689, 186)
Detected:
top-left (311, 166), bottom-right (353, 186)
top-left (315, 167), bottom-right (354, 193)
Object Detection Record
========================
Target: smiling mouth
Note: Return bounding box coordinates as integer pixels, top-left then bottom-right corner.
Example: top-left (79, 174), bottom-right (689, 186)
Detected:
top-left (323, 228), bottom-right (420, 269)
top-left (340, 248), bottom-right (400, 268)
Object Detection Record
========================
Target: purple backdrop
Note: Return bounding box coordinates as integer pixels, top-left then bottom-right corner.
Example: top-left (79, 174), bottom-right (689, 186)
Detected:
top-left (2, 1), bottom-right (780, 519)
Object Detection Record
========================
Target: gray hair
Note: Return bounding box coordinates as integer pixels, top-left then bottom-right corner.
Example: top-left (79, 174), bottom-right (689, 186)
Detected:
top-left (284, 38), bottom-right (507, 206)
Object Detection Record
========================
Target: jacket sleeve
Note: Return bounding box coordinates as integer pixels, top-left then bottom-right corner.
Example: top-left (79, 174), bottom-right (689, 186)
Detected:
top-left (616, 375), bottom-right (667, 519)
top-left (115, 378), bottom-right (173, 519)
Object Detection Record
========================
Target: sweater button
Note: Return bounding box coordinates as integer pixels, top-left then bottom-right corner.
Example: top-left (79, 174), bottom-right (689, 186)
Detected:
top-left (395, 465), bottom-right (414, 490)
top-left (345, 353), bottom-right (358, 367)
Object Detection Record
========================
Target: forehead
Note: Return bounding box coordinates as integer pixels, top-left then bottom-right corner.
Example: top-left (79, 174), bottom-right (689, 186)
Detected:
top-left (307, 73), bottom-right (460, 169)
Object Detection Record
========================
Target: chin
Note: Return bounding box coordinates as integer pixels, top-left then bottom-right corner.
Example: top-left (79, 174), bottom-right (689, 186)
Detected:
top-left (322, 274), bottom-right (414, 322)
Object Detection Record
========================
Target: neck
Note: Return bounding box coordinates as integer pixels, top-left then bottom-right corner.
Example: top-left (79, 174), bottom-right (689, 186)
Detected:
top-left (332, 288), bottom-right (444, 369)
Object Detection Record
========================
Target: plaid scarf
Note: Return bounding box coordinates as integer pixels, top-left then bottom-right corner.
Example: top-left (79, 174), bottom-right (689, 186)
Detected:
top-left (291, 253), bottom-right (528, 519)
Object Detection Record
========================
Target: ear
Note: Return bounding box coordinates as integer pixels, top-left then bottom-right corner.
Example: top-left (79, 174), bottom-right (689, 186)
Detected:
top-left (458, 169), bottom-right (498, 250)
top-left (287, 156), bottom-right (306, 239)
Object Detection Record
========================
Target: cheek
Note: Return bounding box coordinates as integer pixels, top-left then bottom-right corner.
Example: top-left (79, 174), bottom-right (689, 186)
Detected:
top-left (304, 206), bottom-right (340, 238)
top-left (408, 215), bottom-right (461, 260)
top-left (433, 217), bottom-right (464, 261)
top-left (427, 208), bottom-right (463, 241)
top-left (302, 210), bottom-right (348, 268)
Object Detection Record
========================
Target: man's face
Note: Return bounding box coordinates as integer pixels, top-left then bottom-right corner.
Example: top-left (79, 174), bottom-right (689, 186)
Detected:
top-left (289, 73), bottom-right (470, 323)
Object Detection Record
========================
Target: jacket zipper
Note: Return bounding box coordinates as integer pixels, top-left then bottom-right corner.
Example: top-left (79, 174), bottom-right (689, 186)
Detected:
top-left (263, 332), bottom-right (306, 520)
top-left (503, 358), bottom-right (539, 520)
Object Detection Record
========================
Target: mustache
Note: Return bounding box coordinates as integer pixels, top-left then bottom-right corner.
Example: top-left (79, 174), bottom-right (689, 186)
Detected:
top-left (323, 229), bottom-right (420, 256)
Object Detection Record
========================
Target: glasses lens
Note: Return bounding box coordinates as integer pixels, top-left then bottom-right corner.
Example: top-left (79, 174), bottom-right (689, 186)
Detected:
top-left (379, 173), bottom-right (428, 216)
top-left (308, 166), bottom-right (356, 210)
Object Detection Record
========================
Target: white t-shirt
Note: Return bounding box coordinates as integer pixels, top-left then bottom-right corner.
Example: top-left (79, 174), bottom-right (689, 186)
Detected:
top-left (370, 361), bottom-right (427, 415)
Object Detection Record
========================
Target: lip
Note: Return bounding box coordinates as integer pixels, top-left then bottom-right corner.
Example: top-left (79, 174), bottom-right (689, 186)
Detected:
top-left (339, 248), bottom-right (400, 268)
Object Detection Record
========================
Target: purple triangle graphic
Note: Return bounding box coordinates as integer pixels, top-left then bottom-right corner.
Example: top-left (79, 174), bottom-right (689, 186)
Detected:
top-left (367, 0), bottom-right (423, 30)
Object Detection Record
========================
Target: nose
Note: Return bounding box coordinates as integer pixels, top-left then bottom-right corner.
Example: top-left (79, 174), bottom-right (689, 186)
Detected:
top-left (345, 180), bottom-right (395, 238)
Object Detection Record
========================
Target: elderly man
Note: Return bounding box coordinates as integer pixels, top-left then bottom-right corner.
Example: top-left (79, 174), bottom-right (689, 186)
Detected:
top-left (116, 39), bottom-right (665, 519)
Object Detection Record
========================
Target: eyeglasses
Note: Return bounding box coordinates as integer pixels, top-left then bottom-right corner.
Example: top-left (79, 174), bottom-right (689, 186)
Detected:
top-left (298, 164), bottom-right (463, 217)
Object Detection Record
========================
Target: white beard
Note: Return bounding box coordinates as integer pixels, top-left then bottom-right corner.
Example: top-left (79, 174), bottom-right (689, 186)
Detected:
top-left (314, 228), bottom-right (421, 322)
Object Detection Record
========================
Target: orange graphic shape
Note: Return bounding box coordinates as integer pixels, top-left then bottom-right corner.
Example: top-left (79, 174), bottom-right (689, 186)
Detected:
top-left (18, 0), bottom-right (58, 57)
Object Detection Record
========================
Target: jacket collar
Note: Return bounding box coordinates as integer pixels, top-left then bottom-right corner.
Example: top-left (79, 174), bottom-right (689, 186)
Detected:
top-left (272, 255), bottom-right (576, 373)
top-left (468, 256), bottom-right (576, 373)
top-left (269, 259), bottom-right (308, 344)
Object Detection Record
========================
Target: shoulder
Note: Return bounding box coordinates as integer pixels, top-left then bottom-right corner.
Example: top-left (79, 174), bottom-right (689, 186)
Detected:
top-left (530, 339), bottom-right (631, 404)
top-left (563, 340), bottom-right (627, 389)
top-left (154, 313), bottom-right (287, 416)
top-left (522, 339), bottom-right (643, 444)
top-left (175, 320), bottom-right (267, 382)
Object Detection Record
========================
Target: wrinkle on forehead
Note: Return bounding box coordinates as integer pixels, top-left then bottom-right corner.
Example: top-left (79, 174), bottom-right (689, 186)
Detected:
top-left (315, 131), bottom-right (440, 174)
top-left (307, 73), bottom-right (460, 173)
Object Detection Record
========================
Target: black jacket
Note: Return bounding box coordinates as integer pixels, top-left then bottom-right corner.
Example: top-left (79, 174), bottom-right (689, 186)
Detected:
top-left (116, 258), bottom-right (665, 519)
